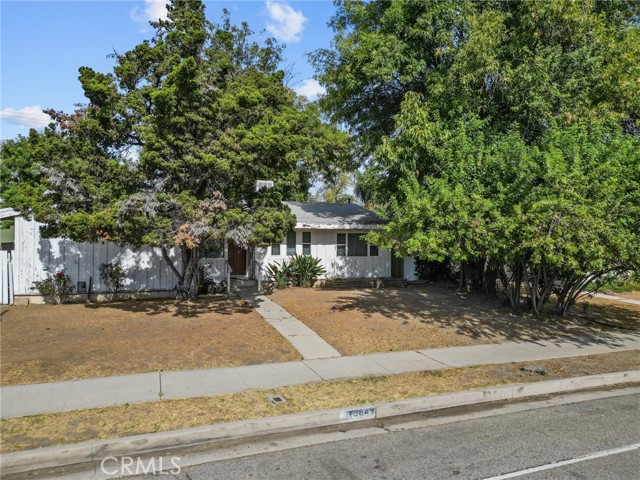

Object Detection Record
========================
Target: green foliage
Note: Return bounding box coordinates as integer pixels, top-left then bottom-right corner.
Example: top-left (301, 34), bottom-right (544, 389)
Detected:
top-left (32, 271), bottom-right (75, 304)
top-left (266, 254), bottom-right (326, 288)
top-left (289, 254), bottom-right (327, 287)
top-left (99, 262), bottom-right (127, 298)
top-left (265, 260), bottom-right (293, 289)
top-left (316, 0), bottom-right (640, 316)
top-left (0, 1), bottom-right (351, 299)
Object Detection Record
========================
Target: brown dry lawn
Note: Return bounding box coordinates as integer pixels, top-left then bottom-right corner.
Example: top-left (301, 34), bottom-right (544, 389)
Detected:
top-left (612, 290), bottom-right (640, 301)
top-left (270, 285), bottom-right (640, 356)
top-left (0, 297), bottom-right (300, 386)
top-left (1, 350), bottom-right (637, 453)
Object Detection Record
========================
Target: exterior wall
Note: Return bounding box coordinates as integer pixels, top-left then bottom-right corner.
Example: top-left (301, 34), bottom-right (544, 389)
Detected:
top-left (404, 256), bottom-right (419, 281)
top-left (259, 228), bottom-right (396, 279)
top-left (13, 217), bottom-right (182, 296)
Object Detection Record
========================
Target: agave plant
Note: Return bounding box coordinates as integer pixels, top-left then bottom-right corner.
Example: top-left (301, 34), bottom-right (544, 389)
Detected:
top-left (289, 254), bottom-right (326, 288)
top-left (265, 260), bottom-right (293, 289)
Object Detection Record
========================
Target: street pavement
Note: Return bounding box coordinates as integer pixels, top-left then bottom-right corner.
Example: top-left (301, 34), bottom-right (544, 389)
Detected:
top-left (132, 391), bottom-right (640, 480)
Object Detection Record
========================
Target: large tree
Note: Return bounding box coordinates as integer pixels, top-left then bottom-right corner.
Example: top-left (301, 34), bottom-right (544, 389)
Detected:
top-left (1, 0), bottom-right (351, 298)
top-left (315, 0), bottom-right (640, 315)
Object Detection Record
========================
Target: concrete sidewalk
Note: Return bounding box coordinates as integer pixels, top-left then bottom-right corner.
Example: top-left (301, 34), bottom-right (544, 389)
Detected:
top-left (1, 332), bottom-right (637, 419)
top-left (595, 293), bottom-right (640, 306)
top-left (237, 288), bottom-right (341, 360)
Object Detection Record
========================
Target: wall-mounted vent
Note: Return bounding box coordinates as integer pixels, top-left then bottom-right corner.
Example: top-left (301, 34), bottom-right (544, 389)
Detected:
top-left (256, 180), bottom-right (274, 192)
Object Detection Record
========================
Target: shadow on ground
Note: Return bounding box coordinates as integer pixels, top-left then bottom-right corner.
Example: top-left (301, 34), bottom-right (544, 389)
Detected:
top-left (327, 285), bottom-right (639, 348)
top-left (83, 295), bottom-right (253, 318)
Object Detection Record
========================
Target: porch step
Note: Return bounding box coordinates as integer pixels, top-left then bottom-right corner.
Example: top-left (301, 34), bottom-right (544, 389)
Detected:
top-left (231, 278), bottom-right (257, 290)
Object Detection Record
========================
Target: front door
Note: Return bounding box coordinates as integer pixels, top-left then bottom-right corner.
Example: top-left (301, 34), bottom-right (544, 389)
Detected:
top-left (391, 252), bottom-right (404, 278)
top-left (228, 241), bottom-right (247, 275)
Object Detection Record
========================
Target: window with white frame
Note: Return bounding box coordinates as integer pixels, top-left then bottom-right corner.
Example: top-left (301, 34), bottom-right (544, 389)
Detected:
top-left (286, 231), bottom-right (296, 256)
top-left (337, 233), bottom-right (376, 257)
top-left (302, 232), bottom-right (311, 255)
top-left (337, 233), bottom-right (346, 256)
top-left (271, 243), bottom-right (281, 256)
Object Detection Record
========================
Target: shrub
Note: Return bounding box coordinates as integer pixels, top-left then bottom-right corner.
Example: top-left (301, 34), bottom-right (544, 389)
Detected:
top-left (265, 260), bottom-right (293, 289)
top-left (289, 254), bottom-right (326, 287)
top-left (32, 270), bottom-right (75, 304)
top-left (99, 261), bottom-right (127, 299)
top-left (266, 255), bottom-right (326, 289)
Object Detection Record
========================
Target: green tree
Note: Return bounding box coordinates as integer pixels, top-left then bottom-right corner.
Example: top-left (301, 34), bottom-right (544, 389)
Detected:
top-left (1, 0), bottom-right (350, 298)
top-left (316, 0), bottom-right (640, 315)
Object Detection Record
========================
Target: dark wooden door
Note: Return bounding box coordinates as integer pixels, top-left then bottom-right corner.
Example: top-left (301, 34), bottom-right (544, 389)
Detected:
top-left (391, 252), bottom-right (404, 278)
top-left (228, 241), bottom-right (247, 275)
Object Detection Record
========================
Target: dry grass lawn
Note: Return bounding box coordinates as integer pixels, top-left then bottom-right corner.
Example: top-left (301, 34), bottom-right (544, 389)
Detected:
top-left (1, 350), bottom-right (637, 454)
top-left (0, 297), bottom-right (300, 386)
top-left (270, 286), bottom-right (640, 356)
top-left (610, 290), bottom-right (640, 301)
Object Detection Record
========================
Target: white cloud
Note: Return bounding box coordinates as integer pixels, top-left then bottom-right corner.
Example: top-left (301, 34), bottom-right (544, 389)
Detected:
top-left (265, 0), bottom-right (307, 43)
top-left (0, 106), bottom-right (50, 128)
top-left (294, 79), bottom-right (326, 100)
top-left (131, 0), bottom-right (168, 25)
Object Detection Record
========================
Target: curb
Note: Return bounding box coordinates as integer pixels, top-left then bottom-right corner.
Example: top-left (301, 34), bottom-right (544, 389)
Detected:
top-left (1, 370), bottom-right (639, 476)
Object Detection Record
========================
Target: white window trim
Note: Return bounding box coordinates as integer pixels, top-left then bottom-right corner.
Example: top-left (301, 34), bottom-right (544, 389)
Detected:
top-left (337, 232), bottom-right (377, 257)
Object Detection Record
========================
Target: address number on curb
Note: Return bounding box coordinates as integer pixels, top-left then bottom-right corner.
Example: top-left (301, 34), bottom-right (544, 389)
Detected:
top-left (339, 407), bottom-right (376, 422)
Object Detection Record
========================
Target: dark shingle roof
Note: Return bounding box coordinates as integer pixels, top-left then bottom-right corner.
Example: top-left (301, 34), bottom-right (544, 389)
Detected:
top-left (283, 202), bottom-right (384, 228)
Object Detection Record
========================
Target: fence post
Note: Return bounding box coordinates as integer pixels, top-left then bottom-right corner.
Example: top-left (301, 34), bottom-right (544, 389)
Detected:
top-left (8, 254), bottom-right (14, 305)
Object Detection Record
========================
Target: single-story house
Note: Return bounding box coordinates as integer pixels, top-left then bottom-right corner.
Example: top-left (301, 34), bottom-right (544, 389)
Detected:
top-left (2, 202), bottom-right (416, 304)
top-left (251, 202), bottom-right (416, 281)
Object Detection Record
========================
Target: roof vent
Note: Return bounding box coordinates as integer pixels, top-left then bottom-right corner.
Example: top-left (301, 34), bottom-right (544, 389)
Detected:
top-left (256, 180), bottom-right (274, 192)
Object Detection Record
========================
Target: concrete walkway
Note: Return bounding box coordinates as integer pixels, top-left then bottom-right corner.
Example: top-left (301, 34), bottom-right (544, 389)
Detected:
top-left (595, 293), bottom-right (640, 307)
top-left (237, 288), bottom-right (341, 360)
top-left (1, 332), bottom-right (637, 419)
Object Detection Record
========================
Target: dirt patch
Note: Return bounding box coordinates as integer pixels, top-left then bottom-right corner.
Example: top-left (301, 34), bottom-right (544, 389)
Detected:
top-left (269, 286), bottom-right (639, 356)
top-left (1, 350), bottom-right (637, 453)
top-left (606, 290), bottom-right (640, 301)
top-left (576, 296), bottom-right (640, 328)
top-left (0, 297), bottom-right (300, 385)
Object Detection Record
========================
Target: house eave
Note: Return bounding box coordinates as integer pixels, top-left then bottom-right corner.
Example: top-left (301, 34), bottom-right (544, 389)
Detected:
top-left (295, 222), bottom-right (384, 230)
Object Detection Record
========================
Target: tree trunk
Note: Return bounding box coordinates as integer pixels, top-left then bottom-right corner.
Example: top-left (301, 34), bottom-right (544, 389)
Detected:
top-left (482, 256), bottom-right (497, 297)
top-left (497, 259), bottom-right (522, 310)
top-left (162, 246), bottom-right (200, 299)
top-left (178, 247), bottom-right (200, 299)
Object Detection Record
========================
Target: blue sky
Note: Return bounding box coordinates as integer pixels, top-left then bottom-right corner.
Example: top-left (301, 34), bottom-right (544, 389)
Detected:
top-left (1, 0), bottom-right (336, 140)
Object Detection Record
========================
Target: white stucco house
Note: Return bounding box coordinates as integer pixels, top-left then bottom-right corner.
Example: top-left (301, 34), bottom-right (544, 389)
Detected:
top-left (1, 202), bottom-right (416, 304)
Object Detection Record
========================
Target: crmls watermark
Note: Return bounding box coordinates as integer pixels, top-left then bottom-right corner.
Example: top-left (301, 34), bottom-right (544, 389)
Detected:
top-left (100, 456), bottom-right (181, 476)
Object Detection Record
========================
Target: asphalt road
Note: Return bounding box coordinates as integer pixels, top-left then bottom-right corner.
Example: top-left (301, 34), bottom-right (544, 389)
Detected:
top-left (135, 392), bottom-right (640, 480)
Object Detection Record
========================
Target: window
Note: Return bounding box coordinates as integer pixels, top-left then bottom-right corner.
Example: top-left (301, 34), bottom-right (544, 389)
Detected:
top-left (348, 233), bottom-right (368, 257)
top-left (199, 238), bottom-right (224, 258)
top-left (302, 232), bottom-right (311, 255)
top-left (286, 231), bottom-right (296, 256)
top-left (337, 233), bottom-right (346, 256)
top-left (271, 243), bottom-right (281, 256)
top-left (337, 233), bottom-right (373, 257)
top-left (0, 218), bottom-right (15, 251)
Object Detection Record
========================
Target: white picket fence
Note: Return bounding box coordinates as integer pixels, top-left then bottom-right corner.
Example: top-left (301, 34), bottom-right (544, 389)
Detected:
top-left (1, 250), bottom-right (14, 305)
